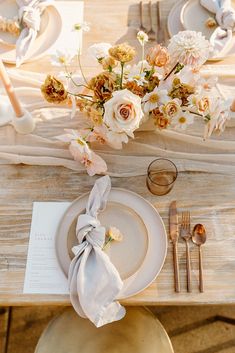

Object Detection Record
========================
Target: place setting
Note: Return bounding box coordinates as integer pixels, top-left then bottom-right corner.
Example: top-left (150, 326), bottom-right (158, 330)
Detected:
top-left (24, 172), bottom-right (168, 325)
top-left (167, 0), bottom-right (235, 60)
top-left (23, 153), bottom-right (208, 328)
top-left (0, 0), bottom-right (83, 66)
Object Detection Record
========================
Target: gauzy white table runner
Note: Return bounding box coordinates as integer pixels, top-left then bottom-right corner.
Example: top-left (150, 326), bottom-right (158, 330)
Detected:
top-left (0, 65), bottom-right (235, 177)
top-left (24, 202), bottom-right (70, 294)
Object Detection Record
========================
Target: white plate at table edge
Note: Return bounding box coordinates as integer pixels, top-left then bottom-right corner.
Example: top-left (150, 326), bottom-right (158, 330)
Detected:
top-left (167, 0), bottom-right (235, 61)
top-left (55, 188), bottom-right (167, 299)
top-left (0, 3), bottom-right (62, 64)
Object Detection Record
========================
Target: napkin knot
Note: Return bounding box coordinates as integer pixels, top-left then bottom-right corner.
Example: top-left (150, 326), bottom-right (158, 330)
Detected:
top-left (15, 0), bottom-right (53, 66)
top-left (19, 6), bottom-right (41, 31)
top-left (216, 7), bottom-right (235, 29)
top-left (76, 214), bottom-right (105, 248)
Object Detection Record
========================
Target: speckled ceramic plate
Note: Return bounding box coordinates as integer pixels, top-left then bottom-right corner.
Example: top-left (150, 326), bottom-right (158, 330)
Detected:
top-left (55, 188), bottom-right (167, 299)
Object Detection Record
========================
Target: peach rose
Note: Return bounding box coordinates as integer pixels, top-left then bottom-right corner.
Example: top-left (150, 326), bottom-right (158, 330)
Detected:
top-left (152, 108), bottom-right (170, 129)
top-left (103, 89), bottom-right (143, 137)
top-left (161, 99), bottom-right (182, 119)
top-left (146, 45), bottom-right (169, 67)
top-left (197, 97), bottom-right (211, 114)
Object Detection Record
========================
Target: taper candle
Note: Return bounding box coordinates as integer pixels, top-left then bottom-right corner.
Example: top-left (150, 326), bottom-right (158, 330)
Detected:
top-left (0, 59), bottom-right (23, 117)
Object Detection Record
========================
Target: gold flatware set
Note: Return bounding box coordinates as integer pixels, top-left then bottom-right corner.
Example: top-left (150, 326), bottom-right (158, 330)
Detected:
top-left (169, 201), bottom-right (207, 293)
top-left (129, 1), bottom-right (166, 44)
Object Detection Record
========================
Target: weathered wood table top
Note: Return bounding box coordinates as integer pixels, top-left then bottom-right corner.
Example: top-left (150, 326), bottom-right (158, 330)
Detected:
top-left (0, 0), bottom-right (235, 306)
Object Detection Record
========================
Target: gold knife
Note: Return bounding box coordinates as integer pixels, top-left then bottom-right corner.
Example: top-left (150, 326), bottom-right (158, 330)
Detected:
top-left (169, 200), bottom-right (180, 292)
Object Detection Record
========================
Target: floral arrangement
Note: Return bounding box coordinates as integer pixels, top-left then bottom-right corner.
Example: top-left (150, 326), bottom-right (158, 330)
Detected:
top-left (41, 28), bottom-right (231, 176)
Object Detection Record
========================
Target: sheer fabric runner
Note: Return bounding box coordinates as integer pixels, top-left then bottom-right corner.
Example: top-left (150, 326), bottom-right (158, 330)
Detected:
top-left (0, 66), bottom-right (234, 176)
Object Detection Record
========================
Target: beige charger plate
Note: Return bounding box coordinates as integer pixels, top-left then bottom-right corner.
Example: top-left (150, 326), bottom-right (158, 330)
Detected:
top-left (0, 0), bottom-right (62, 64)
top-left (55, 188), bottom-right (167, 299)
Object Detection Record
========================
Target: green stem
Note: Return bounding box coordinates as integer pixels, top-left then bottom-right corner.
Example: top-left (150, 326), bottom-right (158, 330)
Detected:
top-left (102, 236), bottom-right (113, 250)
top-left (120, 62), bottom-right (125, 89)
top-left (140, 45), bottom-right (145, 74)
top-left (77, 48), bottom-right (88, 85)
top-left (67, 92), bottom-right (93, 98)
top-left (64, 64), bottom-right (89, 89)
top-left (149, 65), bottom-right (155, 78)
top-left (64, 65), bottom-right (89, 89)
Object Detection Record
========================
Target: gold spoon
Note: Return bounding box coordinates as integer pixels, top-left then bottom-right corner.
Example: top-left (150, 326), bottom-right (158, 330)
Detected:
top-left (192, 224), bottom-right (207, 293)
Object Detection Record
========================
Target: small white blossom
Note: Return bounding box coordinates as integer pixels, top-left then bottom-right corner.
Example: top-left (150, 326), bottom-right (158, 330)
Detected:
top-left (126, 61), bottom-right (151, 84)
top-left (88, 43), bottom-right (112, 60)
top-left (137, 31), bottom-right (148, 45)
top-left (172, 111), bottom-right (194, 130)
top-left (73, 21), bottom-right (90, 32)
top-left (143, 88), bottom-right (169, 113)
top-left (204, 98), bottom-right (231, 138)
top-left (51, 50), bottom-right (74, 67)
top-left (107, 227), bottom-right (124, 242)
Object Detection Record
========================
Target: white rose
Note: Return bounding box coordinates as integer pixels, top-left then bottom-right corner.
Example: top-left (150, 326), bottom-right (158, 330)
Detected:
top-left (103, 89), bottom-right (144, 137)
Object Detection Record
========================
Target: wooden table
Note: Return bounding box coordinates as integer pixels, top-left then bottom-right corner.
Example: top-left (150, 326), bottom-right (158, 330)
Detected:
top-left (1, 0), bottom-right (235, 307)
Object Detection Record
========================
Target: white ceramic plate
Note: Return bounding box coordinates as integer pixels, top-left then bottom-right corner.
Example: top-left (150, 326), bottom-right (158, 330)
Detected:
top-left (181, 0), bottom-right (235, 39)
top-left (0, 0), bottom-right (62, 64)
top-left (55, 188), bottom-right (167, 299)
top-left (182, 0), bottom-right (235, 60)
top-left (167, 0), bottom-right (185, 38)
top-left (181, 0), bottom-right (217, 39)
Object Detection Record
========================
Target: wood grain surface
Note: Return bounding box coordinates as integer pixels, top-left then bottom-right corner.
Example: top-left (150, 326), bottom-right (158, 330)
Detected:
top-left (0, 0), bottom-right (235, 306)
top-left (0, 165), bottom-right (235, 305)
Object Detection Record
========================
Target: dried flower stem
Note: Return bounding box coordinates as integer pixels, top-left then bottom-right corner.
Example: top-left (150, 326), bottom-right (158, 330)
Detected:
top-left (182, 106), bottom-right (204, 117)
top-left (163, 62), bottom-right (179, 81)
top-left (188, 110), bottom-right (203, 117)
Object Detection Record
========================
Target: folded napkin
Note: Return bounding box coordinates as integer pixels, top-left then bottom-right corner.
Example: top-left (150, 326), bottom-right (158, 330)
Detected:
top-left (16, 0), bottom-right (53, 67)
top-left (68, 175), bottom-right (125, 327)
top-left (200, 0), bottom-right (235, 57)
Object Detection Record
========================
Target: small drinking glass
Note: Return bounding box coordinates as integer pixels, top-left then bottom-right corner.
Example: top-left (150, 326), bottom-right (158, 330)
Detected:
top-left (146, 158), bottom-right (178, 195)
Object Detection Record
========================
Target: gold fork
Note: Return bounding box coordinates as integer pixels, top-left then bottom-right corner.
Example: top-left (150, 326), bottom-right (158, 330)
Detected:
top-left (139, 1), bottom-right (147, 32)
top-left (147, 1), bottom-right (156, 41)
top-left (180, 211), bottom-right (192, 292)
top-left (156, 0), bottom-right (165, 45)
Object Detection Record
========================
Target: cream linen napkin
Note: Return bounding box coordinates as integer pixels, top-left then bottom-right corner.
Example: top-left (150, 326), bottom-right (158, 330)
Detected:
top-left (16, 0), bottom-right (53, 67)
top-left (200, 0), bottom-right (235, 57)
top-left (68, 175), bottom-right (126, 327)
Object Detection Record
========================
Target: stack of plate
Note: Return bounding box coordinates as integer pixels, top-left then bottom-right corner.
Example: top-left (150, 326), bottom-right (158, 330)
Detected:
top-left (167, 0), bottom-right (235, 60)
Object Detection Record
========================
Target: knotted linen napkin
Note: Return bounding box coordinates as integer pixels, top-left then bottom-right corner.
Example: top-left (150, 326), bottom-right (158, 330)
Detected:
top-left (200, 0), bottom-right (235, 57)
top-left (15, 0), bottom-right (53, 67)
top-left (68, 175), bottom-right (126, 327)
